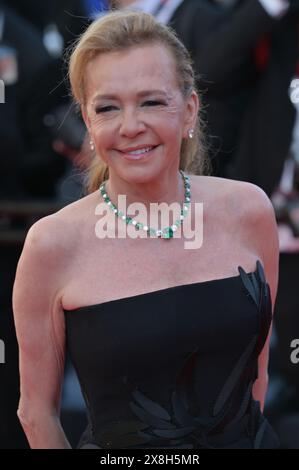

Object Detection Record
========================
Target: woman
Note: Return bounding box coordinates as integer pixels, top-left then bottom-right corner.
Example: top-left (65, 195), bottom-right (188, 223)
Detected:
top-left (12, 11), bottom-right (280, 449)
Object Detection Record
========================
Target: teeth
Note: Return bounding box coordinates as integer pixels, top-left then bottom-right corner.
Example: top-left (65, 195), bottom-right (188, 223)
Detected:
top-left (126, 147), bottom-right (153, 155)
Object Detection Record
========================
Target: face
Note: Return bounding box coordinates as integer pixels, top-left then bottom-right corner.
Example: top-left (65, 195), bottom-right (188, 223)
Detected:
top-left (82, 44), bottom-right (198, 184)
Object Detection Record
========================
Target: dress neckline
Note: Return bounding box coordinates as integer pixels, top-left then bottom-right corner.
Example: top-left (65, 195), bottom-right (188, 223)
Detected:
top-left (63, 259), bottom-right (262, 315)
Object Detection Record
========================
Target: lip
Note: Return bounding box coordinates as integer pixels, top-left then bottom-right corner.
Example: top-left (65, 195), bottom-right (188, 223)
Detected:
top-left (117, 145), bottom-right (159, 161)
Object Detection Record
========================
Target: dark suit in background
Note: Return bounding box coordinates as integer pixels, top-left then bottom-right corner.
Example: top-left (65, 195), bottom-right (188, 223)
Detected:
top-left (169, 0), bottom-right (298, 196)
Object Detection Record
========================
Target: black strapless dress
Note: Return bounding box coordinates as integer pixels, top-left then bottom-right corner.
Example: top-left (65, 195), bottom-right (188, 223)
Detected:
top-left (64, 259), bottom-right (280, 449)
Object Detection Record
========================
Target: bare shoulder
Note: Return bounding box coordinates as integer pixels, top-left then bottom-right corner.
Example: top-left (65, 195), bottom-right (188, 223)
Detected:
top-left (190, 174), bottom-right (278, 252)
top-left (25, 190), bottom-right (99, 255)
top-left (221, 178), bottom-right (279, 258)
top-left (191, 175), bottom-right (271, 205)
top-left (190, 174), bottom-right (274, 214)
top-left (14, 191), bottom-right (100, 311)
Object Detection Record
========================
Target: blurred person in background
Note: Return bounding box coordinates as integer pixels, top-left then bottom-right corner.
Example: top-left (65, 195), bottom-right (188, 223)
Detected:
top-left (0, 4), bottom-right (68, 200)
top-left (0, 1), bottom-right (89, 448)
top-left (0, 3), bottom-right (64, 449)
top-left (1, 0), bottom-right (91, 201)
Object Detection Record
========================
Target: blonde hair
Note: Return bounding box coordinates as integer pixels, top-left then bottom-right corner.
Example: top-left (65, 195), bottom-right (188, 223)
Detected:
top-left (68, 10), bottom-right (210, 193)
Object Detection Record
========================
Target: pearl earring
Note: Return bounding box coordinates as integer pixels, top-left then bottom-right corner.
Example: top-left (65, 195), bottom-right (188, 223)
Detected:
top-left (90, 139), bottom-right (95, 151)
top-left (188, 128), bottom-right (194, 139)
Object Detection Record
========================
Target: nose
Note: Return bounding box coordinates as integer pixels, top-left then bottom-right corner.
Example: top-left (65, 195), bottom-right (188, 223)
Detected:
top-left (119, 108), bottom-right (146, 138)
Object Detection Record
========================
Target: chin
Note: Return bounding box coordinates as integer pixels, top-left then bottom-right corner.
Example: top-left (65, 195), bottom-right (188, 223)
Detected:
top-left (123, 171), bottom-right (159, 185)
top-left (111, 161), bottom-right (161, 181)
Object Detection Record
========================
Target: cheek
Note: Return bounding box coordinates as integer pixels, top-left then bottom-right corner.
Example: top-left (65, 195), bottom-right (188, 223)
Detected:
top-left (146, 105), bottom-right (185, 136)
top-left (90, 116), bottom-right (117, 149)
top-left (156, 108), bottom-right (184, 142)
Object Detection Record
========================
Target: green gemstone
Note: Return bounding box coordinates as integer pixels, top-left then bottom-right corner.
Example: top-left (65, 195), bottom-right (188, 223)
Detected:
top-left (162, 227), bottom-right (174, 239)
top-left (136, 222), bottom-right (143, 230)
top-left (149, 228), bottom-right (156, 236)
top-left (126, 217), bottom-right (132, 224)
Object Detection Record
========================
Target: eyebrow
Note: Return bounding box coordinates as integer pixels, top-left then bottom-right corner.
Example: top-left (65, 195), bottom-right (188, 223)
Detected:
top-left (92, 90), bottom-right (169, 103)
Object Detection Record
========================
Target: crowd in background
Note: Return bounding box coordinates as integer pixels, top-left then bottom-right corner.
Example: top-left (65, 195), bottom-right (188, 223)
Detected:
top-left (0, 0), bottom-right (299, 449)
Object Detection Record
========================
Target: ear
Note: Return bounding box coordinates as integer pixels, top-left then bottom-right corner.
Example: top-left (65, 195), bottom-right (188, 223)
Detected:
top-left (182, 90), bottom-right (199, 139)
top-left (81, 104), bottom-right (91, 136)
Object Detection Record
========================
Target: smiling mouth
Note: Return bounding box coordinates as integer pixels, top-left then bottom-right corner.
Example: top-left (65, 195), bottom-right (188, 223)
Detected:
top-left (117, 145), bottom-right (159, 160)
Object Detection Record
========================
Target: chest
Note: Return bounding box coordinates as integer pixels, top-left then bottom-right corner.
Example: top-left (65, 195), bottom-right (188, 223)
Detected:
top-left (62, 208), bottom-right (253, 310)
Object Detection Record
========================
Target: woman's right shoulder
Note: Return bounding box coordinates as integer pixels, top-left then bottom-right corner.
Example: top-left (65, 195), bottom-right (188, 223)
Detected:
top-left (25, 191), bottom-right (98, 257)
top-left (14, 192), bottom-right (99, 307)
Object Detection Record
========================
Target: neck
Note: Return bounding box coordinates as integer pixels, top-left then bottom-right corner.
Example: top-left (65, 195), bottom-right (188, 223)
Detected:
top-left (104, 167), bottom-right (185, 211)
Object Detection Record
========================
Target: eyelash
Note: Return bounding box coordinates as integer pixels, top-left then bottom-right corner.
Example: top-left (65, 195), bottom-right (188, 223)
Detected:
top-left (143, 100), bottom-right (165, 107)
top-left (95, 101), bottom-right (165, 114)
top-left (95, 105), bottom-right (115, 113)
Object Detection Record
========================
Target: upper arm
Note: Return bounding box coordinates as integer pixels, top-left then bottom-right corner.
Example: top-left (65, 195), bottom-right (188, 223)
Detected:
top-left (238, 182), bottom-right (279, 395)
top-left (232, 181), bottom-right (279, 309)
top-left (255, 189), bottom-right (279, 390)
top-left (242, 182), bottom-right (279, 316)
top-left (12, 215), bottom-right (68, 424)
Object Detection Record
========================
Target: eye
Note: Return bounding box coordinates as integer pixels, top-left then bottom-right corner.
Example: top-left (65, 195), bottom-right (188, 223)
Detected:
top-left (142, 100), bottom-right (165, 107)
top-left (95, 105), bottom-right (117, 114)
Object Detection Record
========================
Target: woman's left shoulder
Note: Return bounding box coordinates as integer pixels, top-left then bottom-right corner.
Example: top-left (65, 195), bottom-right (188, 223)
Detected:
top-left (190, 176), bottom-right (279, 289)
top-left (190, 174), bottom-right (275, 219)
top-left (191, 174), bottom-right (278, 253)
top-left (225, 178), bottom-right (275, 219)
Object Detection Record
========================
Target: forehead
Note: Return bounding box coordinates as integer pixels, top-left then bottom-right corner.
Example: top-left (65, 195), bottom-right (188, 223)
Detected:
top-left (84, 44), bottom-right (179, 102)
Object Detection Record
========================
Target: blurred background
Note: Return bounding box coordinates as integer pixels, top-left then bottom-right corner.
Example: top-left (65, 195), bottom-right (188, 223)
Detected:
top-left (0, 0), bottom-right (299, 449)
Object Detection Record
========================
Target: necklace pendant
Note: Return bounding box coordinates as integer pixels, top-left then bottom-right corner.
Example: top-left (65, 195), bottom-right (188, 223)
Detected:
top-left (161, 227), bottom-right (174, 239)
